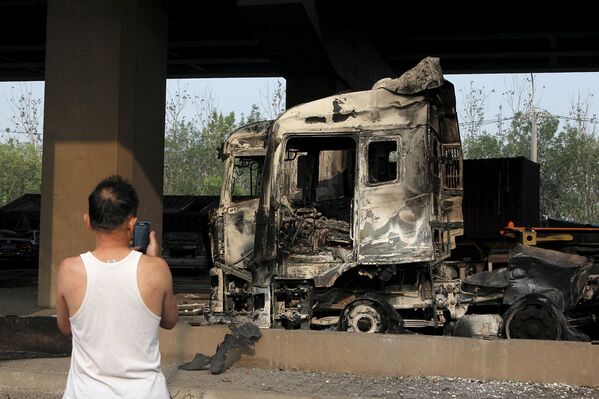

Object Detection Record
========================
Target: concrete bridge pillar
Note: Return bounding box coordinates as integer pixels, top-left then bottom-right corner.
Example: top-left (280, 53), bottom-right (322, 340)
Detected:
top-left (38, 0), bottom-right (167, 307)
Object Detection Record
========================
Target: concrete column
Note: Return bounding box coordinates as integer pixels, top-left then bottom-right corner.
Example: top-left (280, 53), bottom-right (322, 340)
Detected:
top-left (285, 74), bottom-right (340, 108)
top-left (38, 0), bottom-right (167, 307)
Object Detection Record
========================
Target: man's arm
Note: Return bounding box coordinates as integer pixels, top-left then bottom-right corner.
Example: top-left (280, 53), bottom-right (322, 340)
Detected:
top-left (55, 260), bottom-right (72, 336)
top-left (159, 262), bottom-right (178, 329)
top-left (145, 231), bottom-right (178, 329)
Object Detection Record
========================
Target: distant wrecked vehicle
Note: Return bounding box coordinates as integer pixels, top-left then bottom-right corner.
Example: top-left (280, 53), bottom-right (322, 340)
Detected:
top-left (207, 58), bottom-right (599, 341)
top-left (0, 229), bottom-right (39, 267)
top-left (163, 232), bottom-right (205, 258)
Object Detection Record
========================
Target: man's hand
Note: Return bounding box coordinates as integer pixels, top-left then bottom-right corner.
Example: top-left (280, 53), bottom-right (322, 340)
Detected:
top-left (146, 230), bottom-right (160, 257)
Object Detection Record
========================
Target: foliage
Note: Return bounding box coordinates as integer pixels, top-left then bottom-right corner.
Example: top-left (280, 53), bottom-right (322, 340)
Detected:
top-left (163, 81), bottom-right (280, 196)
top-left (548, 99), bottom-right (599, 222)
top-left (0, 81), bottom-right (281, 204)
top-left (0, 139), bottom-right (42, 205)
top-left (0, 84), bottom-right (43, 206)
top-left (163, 112), bottom-right (237, 196)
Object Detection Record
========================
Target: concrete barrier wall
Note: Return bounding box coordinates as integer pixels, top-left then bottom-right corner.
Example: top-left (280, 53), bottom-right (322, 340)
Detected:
top-left (160, 323), bottom-right (599, 387)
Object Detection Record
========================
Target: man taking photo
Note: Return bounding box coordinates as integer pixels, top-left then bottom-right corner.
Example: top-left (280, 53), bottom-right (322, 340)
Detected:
top-left (55, 175), bottom-right (178, 398)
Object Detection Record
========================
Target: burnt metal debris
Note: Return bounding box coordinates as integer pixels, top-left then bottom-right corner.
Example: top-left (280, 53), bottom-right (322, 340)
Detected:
top-left (462, 244), bottom-right (593, 312)
top-left (179, 322), bottom-right (261, 374)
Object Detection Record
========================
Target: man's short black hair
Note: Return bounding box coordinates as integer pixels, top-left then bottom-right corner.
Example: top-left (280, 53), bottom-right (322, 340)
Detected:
top-left (88, 175), bottom-right (139, 231)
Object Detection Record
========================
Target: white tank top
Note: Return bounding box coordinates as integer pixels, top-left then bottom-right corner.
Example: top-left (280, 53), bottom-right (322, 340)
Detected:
top-left (63, 250), bottom-right (169, 399)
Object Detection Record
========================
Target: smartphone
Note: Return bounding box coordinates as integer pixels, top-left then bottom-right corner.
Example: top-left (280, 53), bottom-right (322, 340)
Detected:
top-left (133, 221), bottom-right (151, 253)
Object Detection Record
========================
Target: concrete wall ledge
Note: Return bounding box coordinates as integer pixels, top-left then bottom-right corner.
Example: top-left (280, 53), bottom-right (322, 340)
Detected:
top-left (161, 323), bottom-right (599, 387)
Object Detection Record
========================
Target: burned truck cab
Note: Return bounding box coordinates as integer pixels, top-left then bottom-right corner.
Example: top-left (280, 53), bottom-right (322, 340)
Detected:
top-left (251, 58), bottom-right (464, 330)
top-left (208, 60), bottom-right (598, 340)
top-left (209, 121), bottom-right (272, 314)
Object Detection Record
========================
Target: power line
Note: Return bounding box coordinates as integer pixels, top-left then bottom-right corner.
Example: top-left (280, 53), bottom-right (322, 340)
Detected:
top-left (0, 130), bottom-right (42, 136)
top-left (458, 114), bottom-right (597, 127)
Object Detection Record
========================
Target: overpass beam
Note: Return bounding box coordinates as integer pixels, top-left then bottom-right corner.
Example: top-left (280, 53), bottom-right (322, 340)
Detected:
top-left (303, 0), bottom-right (394, 90)
top-left (38, 0), bottom-right (167, 307)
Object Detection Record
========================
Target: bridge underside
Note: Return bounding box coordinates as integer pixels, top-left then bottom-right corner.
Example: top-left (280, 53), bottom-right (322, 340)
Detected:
top-left (2, 1), bottom-right (599, 83)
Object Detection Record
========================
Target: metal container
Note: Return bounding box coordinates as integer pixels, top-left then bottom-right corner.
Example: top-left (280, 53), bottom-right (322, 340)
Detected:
top-left (462, 157), bottom-right (540, 238)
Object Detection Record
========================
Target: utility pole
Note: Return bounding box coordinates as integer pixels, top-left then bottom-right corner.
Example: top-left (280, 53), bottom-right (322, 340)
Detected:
top-left (531, 73), bottom-right (538, 163)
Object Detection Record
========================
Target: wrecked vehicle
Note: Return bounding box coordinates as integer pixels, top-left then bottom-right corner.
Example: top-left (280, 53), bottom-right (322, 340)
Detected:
top-left (209, 121), bottom-right (271, 313)
top-left (209, 58), bottom-right (599, 340)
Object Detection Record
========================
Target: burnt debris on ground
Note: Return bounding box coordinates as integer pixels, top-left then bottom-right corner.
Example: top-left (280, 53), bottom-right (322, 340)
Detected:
top-left (178, 322), bottom-right (261, 374)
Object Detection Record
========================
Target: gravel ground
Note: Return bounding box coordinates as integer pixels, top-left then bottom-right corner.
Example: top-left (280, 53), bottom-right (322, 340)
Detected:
top-left (1, 364), bottom-right (598, 399)
top-left (164, 366), bottom-right (599, 399)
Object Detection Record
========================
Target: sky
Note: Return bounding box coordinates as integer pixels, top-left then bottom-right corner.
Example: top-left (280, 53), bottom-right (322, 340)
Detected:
top-left (447, 72), bottom-right (599, 133)
top-left (1, 72), bottom-right (598, 136)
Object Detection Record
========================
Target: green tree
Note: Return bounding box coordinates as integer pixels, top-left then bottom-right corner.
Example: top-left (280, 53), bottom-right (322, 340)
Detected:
top-left (163, 81), bottom-right (286, 196)
top-left (238, 104), bottom-right (263, 126)
top-left (196, 110), bottom-right (237, 194)
top-left (545, 97), bottom-right (599, 222)
top-left (163, 84), bottom-right (239, 195)
top-left (0, 83), bottom-right (43, 206)
top-left (0, 139), bottom-right (42, 205)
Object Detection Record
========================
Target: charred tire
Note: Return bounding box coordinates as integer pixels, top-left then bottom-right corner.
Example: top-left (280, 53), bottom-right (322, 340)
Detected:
top-left (503, 294), bottom-right (562, 340)
top-left (347, 301), bottom-right (387, 333)
top-left (337, 295), bottom-right (404, 334)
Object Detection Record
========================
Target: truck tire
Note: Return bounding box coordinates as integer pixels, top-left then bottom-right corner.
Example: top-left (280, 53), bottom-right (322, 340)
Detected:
top-left (502, 294), bottom-right (589, 341)
top-left (337, 294), bottom-right (404, 334)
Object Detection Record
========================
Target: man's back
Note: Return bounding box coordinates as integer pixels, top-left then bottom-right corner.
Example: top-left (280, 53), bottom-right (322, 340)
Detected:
top-left (60, 250), bottom-right (171, 399)
top-left (55, 175), bottom-right (178, 398)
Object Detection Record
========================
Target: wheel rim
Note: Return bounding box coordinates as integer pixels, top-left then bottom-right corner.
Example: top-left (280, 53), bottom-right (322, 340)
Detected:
top-left (346, 302), bottom-right (387, 333)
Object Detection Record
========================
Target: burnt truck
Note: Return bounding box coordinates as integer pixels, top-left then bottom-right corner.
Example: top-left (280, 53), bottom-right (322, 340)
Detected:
top-left (209, 121), bottom-right (271, 313)
top-left (209, 58), bottom-right (599, 340)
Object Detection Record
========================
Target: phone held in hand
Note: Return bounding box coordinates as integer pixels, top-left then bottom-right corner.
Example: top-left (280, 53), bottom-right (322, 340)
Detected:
top-left (133, 221), bottom-right (151, 253)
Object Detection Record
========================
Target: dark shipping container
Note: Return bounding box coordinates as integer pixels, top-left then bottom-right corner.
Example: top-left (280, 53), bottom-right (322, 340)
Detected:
top-left (462, 157), bottom-right (540, 238)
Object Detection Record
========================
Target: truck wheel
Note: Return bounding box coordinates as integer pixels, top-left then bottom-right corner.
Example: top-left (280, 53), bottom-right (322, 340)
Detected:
top-left (346, 301), bottom-right (386, 333)
top-left (503, 295), bottom-right (561, 340)
top-left (337, 295), bottom-right (404, 334)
